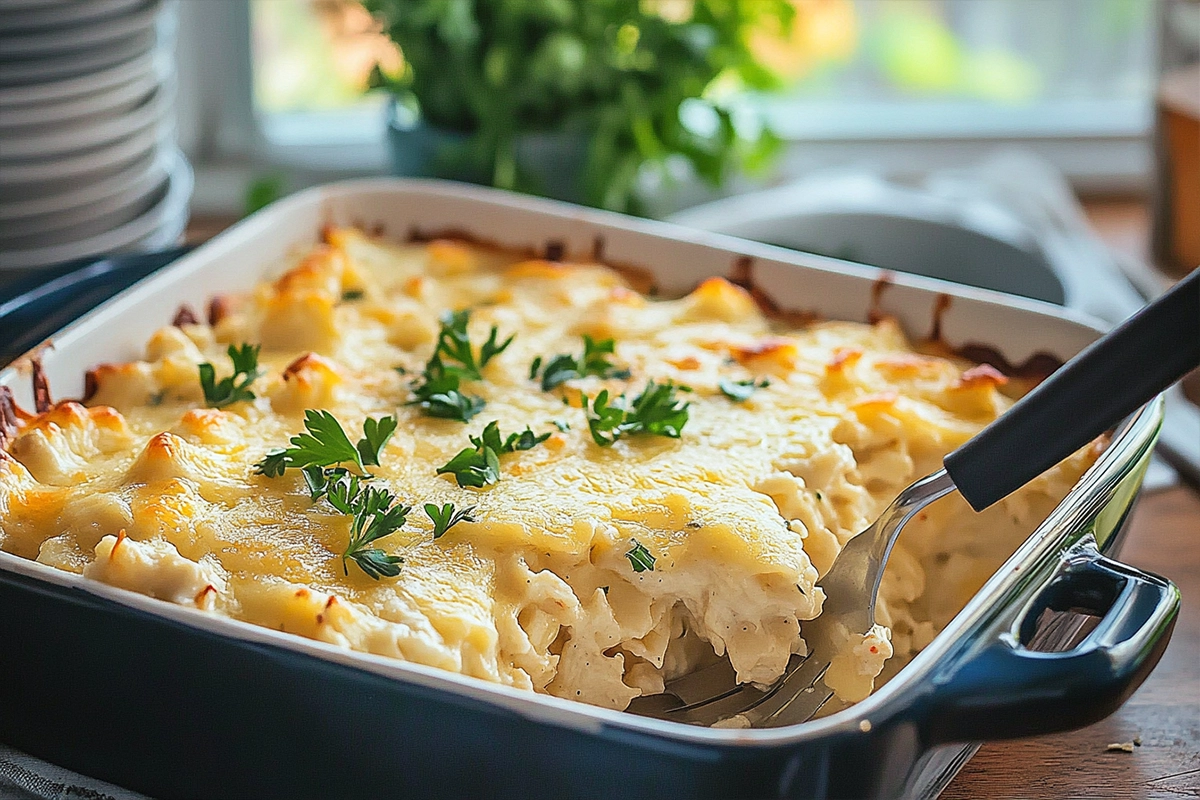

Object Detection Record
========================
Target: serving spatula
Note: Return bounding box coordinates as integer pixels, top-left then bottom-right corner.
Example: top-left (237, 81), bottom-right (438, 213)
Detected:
top-left (637, 269), bottom-right (1200, 728)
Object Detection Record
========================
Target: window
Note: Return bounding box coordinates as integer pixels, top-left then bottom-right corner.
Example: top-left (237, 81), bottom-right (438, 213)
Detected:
top-left (178, 0), bottom-right (1157, 212)
top-left (752, 0), bottom-right (1154, 140)
top-left (251, 0), bottom-right (398, 154)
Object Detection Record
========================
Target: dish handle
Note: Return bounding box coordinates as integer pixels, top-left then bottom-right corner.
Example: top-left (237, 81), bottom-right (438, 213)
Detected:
top-left (919, 535), bottom-right (1178, 744)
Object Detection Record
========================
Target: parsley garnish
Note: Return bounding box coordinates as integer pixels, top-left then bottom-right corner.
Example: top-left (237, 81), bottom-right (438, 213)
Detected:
top-left (255, 410), bottom-right (408, 579)
top-left (324, 472), bottom-right (411, 579)
top-left (718, 377), bottom-right (770, 402)
top-left (425, 502), bottom-right (476, 539)
top-left (255, 410), bottom-right (397, 477)
top-left (582, 380), bottom-right (691, 446)
top-left (407, 356), bottom-right (487, 422)
top-left (530, 335), bottom-right (630, 391)
top-left (301, 464), bottom-right (347, 500)
top-left (435, 309), bottom-right (513, 381)
top-left (437, 420), bottom-right (551, 488)
top-left (626, 540), bottom-right (656, 572)
top-left (407, 311), bottom-right (512, 421)
top-left (437, 443), bottom-right (501, 488)
top-left (358, 415), bottom-right (397, 467)
top-left (199, 343), bottom-right (263, 408)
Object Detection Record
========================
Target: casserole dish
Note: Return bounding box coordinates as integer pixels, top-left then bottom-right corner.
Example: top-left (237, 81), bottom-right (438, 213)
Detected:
top-left (0, 179), bottom-right (1177, 800)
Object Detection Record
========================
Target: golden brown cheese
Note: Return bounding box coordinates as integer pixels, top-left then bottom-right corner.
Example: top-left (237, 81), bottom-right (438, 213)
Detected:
top-left (0, 228), bottom-right (1096, 713)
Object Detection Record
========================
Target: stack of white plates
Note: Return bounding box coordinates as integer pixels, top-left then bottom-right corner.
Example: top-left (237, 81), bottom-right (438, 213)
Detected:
top-left (0, 0), bottom-right (191, 272)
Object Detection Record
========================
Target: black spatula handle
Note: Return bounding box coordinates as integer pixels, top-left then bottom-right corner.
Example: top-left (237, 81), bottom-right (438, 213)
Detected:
top-left (945, 269), bottom-right (1200, 511)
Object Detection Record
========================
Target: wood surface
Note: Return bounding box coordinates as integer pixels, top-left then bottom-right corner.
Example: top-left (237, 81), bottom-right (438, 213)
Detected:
top-left (942, 486), bottom-right (1200, 800)
top-left (944, 200), bottom-right (1200, 800)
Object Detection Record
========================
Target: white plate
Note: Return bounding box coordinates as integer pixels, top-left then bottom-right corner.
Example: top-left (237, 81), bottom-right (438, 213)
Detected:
top-left (0, 174), bottom-right (167, 249)
top-left (136, 189), bottom-right (188, 250)
top-left (0, 116), bottom-right (168, 191)
top-left (0, 57), bottom-right (160, 130)
top-left (0, 155), bottom-right (167, 240)
top-left (0, 47), bottom-right (155, 106)
top-left (0, 0), bottom-right (158, 59)
top-left (0, 0), bottom-right (82, 9)
top-left (0, 146), bottom-right (166, 221)
top-left (0, 77), bottom-right (172, 159)
top-left (0, 148), bottom-right (189, 269)
top-left (0, 0), bottom-right (144, 33)
top-left (0, 28), bottom-right (154, 87)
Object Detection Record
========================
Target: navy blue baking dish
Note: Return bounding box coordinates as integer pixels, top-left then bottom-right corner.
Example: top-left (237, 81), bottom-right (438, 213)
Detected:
top-left (0, 181), bottom-right (1178, 799)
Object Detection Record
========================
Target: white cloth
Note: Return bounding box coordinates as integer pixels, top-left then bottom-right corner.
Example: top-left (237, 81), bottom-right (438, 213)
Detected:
top-left (0, 746), bottom-right (150, 800)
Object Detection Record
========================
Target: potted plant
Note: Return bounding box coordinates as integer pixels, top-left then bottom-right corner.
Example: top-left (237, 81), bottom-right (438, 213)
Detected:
top-left (363, 0), bottom-right (793, 213)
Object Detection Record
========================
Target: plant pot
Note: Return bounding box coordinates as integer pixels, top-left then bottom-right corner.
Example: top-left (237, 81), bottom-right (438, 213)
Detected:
top-left (385, 102), bottom-right (484, 183)
top-left (385, 101), bottom-right (589, 204)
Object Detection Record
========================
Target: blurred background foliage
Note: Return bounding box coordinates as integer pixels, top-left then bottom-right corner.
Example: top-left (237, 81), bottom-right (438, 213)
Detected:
top-left (358, 0), bottom-right (794, 212)
top-left (251, 0), bottom-right (1154, 211)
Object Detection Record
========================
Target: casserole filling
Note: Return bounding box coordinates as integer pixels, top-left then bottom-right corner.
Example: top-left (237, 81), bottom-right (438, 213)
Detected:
top-left (0, 229), bottom-right (1097, 712)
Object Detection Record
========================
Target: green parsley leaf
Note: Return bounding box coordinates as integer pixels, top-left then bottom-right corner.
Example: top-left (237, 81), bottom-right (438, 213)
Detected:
top-left (530, 335), bottom-right (630, 391)
top-left (256, 450), bottom-right (289, 479)
top-left (538, 353), bottom-right (579, 391)
top-left (626, 540), bottom-right (656, 573)
top-left (408, 356), bottom-right (486, 422)
top-left (581, 335), bottom-right (629, 379)
top-left (330, 473), bottom-right (411, 579)
top-left (503, 427), bottom-right (552, 452)
top-left (358, 415), bottom-right (397, 467)
top-left (583, 380), bottom-right (691, 447)
top-left (582, 389), bottom-right (626, 446)
top-left (437, 444), bottom-right (501, 488)
top-left (435, 310), bottom-right (513, 381)
top-left (199, 343), bottom-right (263, 408)
top-left (341, 289), bottom-right (364, 301)
top-left (254, 410), bottom-right (398, 476)
top-left (424, 502), bottom-right (476, 539)
top-left (626, 380), bottom-right (690, 438)
top-left (275, 409), bottom-right (359, 470)
top-left (479, 324), bottom-right (515, 371)
top-left (718, 377), bottom-right (770, 402)
top-left (468, 420), bottom-right (551, 454)
top-left (439, 421), bottom-right (551, 487)
top-left (302, 464), bottom-right (334, 500)
top-left (349, 548), bottom-right (405, 580)
top-left (406, 311), bottom-right (513, 422)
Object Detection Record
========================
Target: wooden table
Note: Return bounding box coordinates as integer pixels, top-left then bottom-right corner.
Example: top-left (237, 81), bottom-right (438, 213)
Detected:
top-left (944, 201), bottom-right (1200, 799)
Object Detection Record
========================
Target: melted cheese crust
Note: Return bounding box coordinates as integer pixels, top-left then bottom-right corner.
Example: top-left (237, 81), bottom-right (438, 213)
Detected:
top-left (0, 229), bottom-right (1096, 711)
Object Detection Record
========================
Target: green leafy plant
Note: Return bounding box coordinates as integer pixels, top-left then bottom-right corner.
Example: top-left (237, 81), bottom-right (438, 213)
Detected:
top-left (435, 309), bottom-right (514, 381)
top-left (244, 173), bottom-right (285, 216)
top-left (362, 0), bottom-right (793, 213)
